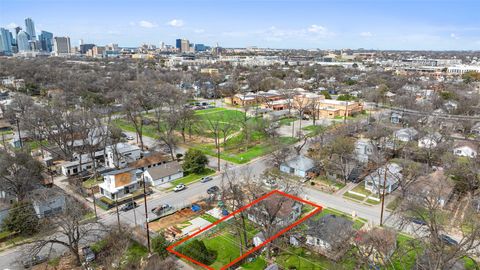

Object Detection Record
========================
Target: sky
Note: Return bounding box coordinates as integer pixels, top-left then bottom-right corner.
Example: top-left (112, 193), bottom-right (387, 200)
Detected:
top-left (0, 0), bottom-right (479, 50)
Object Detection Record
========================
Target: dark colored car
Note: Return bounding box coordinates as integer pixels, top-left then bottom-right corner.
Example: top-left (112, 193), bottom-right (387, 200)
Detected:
top-left (120, 201), bottom-right (137, 212)
top-left (82, 246), bottom-right (96, 262)
top-left (207, 186), bottom-right (220, 194)
top-left (411, 218), bottom-right (427, 226)
top-left (22, 255), bottom-right (48, 268)
top-left (440, 234), bottom-right (458, 246)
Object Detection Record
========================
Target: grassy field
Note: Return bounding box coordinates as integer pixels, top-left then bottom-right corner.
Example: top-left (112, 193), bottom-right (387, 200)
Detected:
top-left (278, 117), bottom-right (297, 126)
top-left (113, 119), bottom-right (159, 139)
top-left (169, 168), bottom-right (216, 187)
top-left (195, 136), bottom-right (298, 164)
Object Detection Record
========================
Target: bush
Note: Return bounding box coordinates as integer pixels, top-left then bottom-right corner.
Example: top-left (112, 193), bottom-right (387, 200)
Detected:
top-left (1, 201), bottom-right (39, 236)
top-left (182, 149), bottom-right (209, 174)
top-left (177, 239), bottom-right (216, 265)
top-left (151, 235), bottom-right (170, 259)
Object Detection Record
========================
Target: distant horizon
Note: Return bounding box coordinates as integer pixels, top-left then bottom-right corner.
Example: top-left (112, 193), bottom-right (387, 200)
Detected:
top-left (1, 0), bottom-right (480, 51)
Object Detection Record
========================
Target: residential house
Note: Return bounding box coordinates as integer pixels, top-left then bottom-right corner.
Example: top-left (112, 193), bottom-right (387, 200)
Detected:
top-left (355, 138), bottom-right (374, 163)
top-left (143, 161), bottom-right (183, 186)
top-left (364, 163), bottom-right (402, 194)
top-left (471, 122), bottom-right (480, 135)
top-left (127, 152), bottom-right (171, 171)
top-left (453, 141), bottom-right (478, 158)
top-left (418, 132), bottom-right (442, 149)
top-left (248, 193), bottom-right (303, 228)
top-left (304, 214), bottom-right (354, 261)
top-left (99, 168), bottom-right (140, 200)
top-left (280, 155), bottom-right (316, 178)
top-left (60, 150), bottom-right (105, 176)
top-left (408, 169), bottom-right (453, 209)
top-left (394, 128), bottom-right (418, 142)
top-left (105, 143), bottom-right (141, 169)
top-left (30, 187), bottom-right (66, 218)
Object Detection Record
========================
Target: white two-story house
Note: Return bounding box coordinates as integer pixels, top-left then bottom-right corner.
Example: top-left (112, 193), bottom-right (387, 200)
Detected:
top-left (99, 168), bottom-right (140, 200)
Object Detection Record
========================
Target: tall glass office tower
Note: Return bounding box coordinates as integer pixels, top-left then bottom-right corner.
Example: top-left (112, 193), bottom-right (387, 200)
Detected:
top-left (25, 17), bottom-right (36, 40)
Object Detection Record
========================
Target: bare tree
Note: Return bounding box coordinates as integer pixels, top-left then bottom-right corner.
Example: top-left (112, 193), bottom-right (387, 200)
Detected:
top-left (24, 197), bottom-right (107, 266)
top-left (0, 149), bottom-right (44, 201)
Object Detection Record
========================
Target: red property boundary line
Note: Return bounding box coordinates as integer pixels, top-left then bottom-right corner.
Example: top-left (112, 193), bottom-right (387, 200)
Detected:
top-left (166, 189), bottom-right (323, 270)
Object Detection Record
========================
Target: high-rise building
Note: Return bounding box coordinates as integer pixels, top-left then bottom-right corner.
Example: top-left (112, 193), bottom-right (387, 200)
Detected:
top-left (25, 17), bottom-right (36, 40)
top-left (79, 43), bottom-right (95, 54)
top-left (0, 28), bottom-right (13, 53)
top-left (38, 31), bottom-right (53, 52)
top-left (180, 39), bottom-right (190, 53)
top-left (176, 39), bottom-right (182, 50)
top-left (53, 36), bottom-right (71, 55)
top-left (16, 31), bottom-right (30, 52)
top-left (194, 43), bottom-right (206, 52)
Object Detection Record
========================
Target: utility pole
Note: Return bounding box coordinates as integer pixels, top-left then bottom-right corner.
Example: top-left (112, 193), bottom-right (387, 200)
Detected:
top-left (142, 174), bottom-right (151, 253)
top-left (344, 101), bottom-right (348, 124)
top-left (380, 164), bottom-right (388, 226)
top-left (115, 197), bottom-right (121, 230)
top-left (91, 186), bottom-right (98, 221)
top-left (16, 118), bottom-right (22, 148)
top-left (131, 197), bottom-right (137, 226)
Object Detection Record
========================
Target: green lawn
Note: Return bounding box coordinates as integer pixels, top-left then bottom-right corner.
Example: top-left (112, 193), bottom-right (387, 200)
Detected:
top-left (278, 117), bottom-right (297, 126)
top-left (194, 108), bottom-right (228, 115)
top-left (0, 129), bottom-right (13, 136)
top-left (277, 246), bottom-right (356, 270)
top-left (113, 119), bottom-right (159, 139)
top-left (241, 256), bottom-right (268, 269)
top-left (82, 176), bottom-right (103, 189)
top-left (313, 176), bottom-right (346, 190)
top-left (351, 184), bottom-right (372, 196)
top-left (201, 213), bottom-right (219, 223)
top-left (344, 192), bottom-right (366, 202)
top-left (123, 241), bottom-right (148, 264)
top-left (202, 232), bottom-right (242, 269)
top-left (194, 136), bottom-right (298, 164)
top-left (169, 168), bottom-right (216, 187)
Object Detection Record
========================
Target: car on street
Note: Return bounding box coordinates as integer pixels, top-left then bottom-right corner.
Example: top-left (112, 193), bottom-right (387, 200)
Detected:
top-left (82, 246), bottom-right (96, 263)
top-left (151, 204), bottom-right (172, 215)
top-left (200, 176), bottom-right (213, 183)
top-left (207, 186), bottom-right (220, 194)
top-left (173, 184), bottom-right (186, 192)
top-left (120, 201), bottom-right (137, 212)
top-left (440, 234), bottom-right (458, 246)
top-left (126, 135), bottom-right (134, 140)
top-left (22, 255), bottom-right (48, 268)
top-left (411, 218), bottom-right (427, 226)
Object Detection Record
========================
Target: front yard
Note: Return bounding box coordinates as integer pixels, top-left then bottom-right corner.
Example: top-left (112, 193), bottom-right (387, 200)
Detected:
top-left (169, 168), bottom-right (216, 187)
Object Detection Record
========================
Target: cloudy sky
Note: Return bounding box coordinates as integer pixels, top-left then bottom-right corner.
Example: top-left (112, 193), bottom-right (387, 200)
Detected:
top-left (1, 0), bottom-right (479, 50)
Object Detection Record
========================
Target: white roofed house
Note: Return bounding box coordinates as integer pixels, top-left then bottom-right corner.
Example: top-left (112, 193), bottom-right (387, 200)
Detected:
top-left (142, 161), bottom-right (183, 187)
top-left (99, 168), bottom-right (140, 200)
top-left (394, 128), bottom-right (418, 142)
top-left (453, 141), bottom-right (478, 158)
top-left (30, 187), bottom-right (66, 218)
top-left (105, 143), bottom-right (141, 169)
top-left (365, 163), bottom-right (402, 194)
top-left (280, 155), bottom-right (316, 178)
top-left (418, 132), bottom-right (443, 149)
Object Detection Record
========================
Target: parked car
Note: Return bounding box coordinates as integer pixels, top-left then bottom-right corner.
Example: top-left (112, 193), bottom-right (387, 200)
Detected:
top-left (173, 184), bottom-right (186, 192)
top-left (200, 176), bottom-right (213, 183)
top-left (82, 246), bottom-right (96, 262)
top-left (151, 204), bottom-right (172, 214)
top-left (207, 186), bottom-right (220, 194)
top-left (120, 201), bottom-right (137, 212)
top-left (440, 234), bottom-right (458, 246)
top-left (22, 255), bottom-right (48, 268)
top-left (126, 135), bottom-right (134, 140)
top-left (411, 217), bottom-right (427, 226)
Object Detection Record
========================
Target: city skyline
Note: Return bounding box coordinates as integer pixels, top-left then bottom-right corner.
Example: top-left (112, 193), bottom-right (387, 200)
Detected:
top-left (0, 0), bottom-right (479, 50)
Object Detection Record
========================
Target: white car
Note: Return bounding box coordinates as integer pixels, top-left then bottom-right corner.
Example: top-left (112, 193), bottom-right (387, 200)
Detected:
top-left (173, 184), bottom-right (186, 192)
top-left (126, 136), bottom-right (134, 140)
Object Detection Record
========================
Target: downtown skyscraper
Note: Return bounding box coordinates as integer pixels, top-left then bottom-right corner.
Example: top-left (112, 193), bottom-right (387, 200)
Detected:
top-left (25, 17), bottom-right (36, 40)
